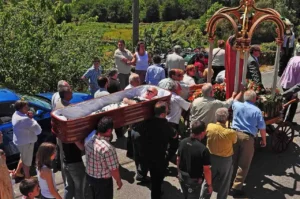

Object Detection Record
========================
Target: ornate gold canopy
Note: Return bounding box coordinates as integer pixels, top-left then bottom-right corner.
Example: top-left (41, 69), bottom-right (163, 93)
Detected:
top-left (205, 0), bottom-right (286, 95)
top-left (206, 0), bottom-right (285, 49)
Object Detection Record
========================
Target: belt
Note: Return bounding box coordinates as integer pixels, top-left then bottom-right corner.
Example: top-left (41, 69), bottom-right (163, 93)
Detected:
top-left (232, 129), bottom-right (255, 138)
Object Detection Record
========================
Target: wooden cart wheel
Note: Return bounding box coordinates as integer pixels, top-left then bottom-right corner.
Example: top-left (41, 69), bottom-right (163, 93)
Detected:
top-left (271, 122), bottom-right (295, 153)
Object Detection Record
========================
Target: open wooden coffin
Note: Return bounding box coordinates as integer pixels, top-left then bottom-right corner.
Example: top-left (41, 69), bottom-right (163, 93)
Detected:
top-left (51, 85), bottom-right (171, 143)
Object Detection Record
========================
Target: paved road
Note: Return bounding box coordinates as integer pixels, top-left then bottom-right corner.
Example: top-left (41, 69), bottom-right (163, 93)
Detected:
top-left (13, 71), bottom-right (300, 199)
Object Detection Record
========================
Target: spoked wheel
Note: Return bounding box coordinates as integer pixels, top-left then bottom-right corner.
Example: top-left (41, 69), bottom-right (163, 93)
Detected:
top-left (271, 122), bottom-right (295, 153)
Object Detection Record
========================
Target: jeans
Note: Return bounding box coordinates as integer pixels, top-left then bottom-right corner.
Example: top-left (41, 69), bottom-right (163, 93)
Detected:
top-left (63, 162), bottom-right (87, 199)
top-left (131, 130), bottom-right (148, 179)
top-left (179, 171), bottom-right (203, 199)
top-left (86, 174), bottom-right (113, 199)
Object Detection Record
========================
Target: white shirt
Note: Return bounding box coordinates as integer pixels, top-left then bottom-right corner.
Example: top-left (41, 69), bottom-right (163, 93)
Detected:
top-left (211, 48), bottom-right (225, 66)
top-left (183, 74), bottom-right (195, 86)
top-left (166, 53), bottom-right (185, 71)
top-left (215, 70), bottom-right (225, 83)
top-left (167, 93), bottom-right (191, 124)
top-left (12, 111), bottom-right (42, 146)
top-left (94, 89), bottom-right (110, 98)
top-left (37, 165), bottom-right (56, 198)
top-left (51, 92), bottom-right (60, 110)
top-left (125, 84), bottom-right (134, 90)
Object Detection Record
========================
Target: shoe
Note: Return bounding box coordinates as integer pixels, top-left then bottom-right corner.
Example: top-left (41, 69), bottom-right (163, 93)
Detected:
top-left (136, 176), bottom-right (150, 183)
top-left (230, 188), bottom-right (245, 196)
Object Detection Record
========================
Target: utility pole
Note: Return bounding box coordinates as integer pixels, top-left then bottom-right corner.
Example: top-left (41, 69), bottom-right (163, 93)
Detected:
top-left (132, 0), bottom-right (139, 51)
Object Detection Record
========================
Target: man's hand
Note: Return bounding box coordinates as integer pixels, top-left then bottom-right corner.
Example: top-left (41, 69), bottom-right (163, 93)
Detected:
top-left (232, 92), bottom-right (237, 98)
top-left (121, 58), bottom-right (128, 63)
top-left (27, 111), bottom-right (34, 119)
top-left (207, 184), bottom-right (213, 194)
top-left (260, 139), bottom-right (267, 147)
top-left (116, 179), bottom-right (123, 190)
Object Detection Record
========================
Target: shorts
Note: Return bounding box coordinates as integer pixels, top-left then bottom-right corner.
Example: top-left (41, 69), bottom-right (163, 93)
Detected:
top-left (17, 143), bottom-right (34, 166)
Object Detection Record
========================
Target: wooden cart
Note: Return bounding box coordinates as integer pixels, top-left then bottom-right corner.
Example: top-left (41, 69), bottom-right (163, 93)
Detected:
top-left (264, 99), bottom-right (297, 153)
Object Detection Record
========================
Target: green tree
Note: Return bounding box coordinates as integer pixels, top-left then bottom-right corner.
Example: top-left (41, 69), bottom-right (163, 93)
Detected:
top-left (0, 0), bottom-right (108, 93)
top-left (161, 0), bottom-right (182, 21)
top-left (143, 1), bottom-right (160, 22)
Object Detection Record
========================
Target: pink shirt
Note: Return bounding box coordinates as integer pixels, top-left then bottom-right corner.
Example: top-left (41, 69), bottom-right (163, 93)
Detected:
top-left (280, 56), bottom-right (300, 89)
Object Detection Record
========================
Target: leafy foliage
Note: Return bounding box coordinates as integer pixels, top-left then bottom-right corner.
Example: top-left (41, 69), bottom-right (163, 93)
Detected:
top-left (0, 0), bottom-right (111, 94)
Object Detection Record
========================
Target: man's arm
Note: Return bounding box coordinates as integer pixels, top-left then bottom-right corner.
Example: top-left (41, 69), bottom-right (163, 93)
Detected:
top-left (26, 118), bottom-right (42, 135)
top-left (111, 168), bottom-right (123, 190)
top-left (259, 129), bottom-right (267, 147)
top-left (104, 149), bottom-right (123, 189)
top-left (257, 110), bottom-right (267, 147)
top-left (282, 83), bottom-right (300, 98)
top-left (114, 50), bottom-right (128, 63)
top-left (203, 148), bottom-right (213, 193)
top-left (176, 156), bottom-right (180, 172)
top-left (75, 140), bottom-right (85, 151)
top-left (81, 69), bottom-right (91, 86)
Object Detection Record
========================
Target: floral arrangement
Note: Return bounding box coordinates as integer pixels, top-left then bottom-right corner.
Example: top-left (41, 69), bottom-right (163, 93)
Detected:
top-left (246, 80), bottom-right (283, 119)
top-left (188, 83), bottom-right (226, 102)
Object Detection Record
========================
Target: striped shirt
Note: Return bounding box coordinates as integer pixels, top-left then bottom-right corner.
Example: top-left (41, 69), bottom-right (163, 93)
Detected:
top-left (82, 66), bottom-right (102, 93)
top-left (85, 135), bottom-right (119, 179)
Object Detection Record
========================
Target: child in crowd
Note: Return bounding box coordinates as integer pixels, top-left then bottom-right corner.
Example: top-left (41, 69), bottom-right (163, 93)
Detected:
top-left (19, 178), bottom-right (40, 199)
top-left (36, 142), bottom-right (62, 199)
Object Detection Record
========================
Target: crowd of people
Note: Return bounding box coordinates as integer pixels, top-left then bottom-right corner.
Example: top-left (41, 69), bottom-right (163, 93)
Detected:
top-left (0, 37), bottom-right (300, 199)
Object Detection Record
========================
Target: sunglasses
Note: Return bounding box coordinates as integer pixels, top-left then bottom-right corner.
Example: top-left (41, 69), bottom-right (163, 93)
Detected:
top-left (0, 153), bottom-right (5, 156)
top-left (147, 89), bottom-right (154, 94)
top-left (176, 74), bottom-right (183, 77)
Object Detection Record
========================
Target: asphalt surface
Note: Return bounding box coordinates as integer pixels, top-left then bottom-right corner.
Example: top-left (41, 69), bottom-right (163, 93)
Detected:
top-left (13, 70), bottom-right (300, 199)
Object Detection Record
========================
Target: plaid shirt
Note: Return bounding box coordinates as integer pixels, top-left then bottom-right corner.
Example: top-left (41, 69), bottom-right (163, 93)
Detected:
top-left (85, 135), bottom-right (119, 179)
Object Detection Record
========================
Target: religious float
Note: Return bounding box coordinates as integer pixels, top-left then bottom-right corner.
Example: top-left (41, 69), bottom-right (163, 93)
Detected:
top-left (51, 85), bottom-right (171, 143)
top-left (202, 0), bottom-right (296, 153)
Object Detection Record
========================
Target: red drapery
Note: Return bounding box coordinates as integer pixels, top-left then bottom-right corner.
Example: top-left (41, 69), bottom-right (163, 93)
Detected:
top-left (225, 37), bottom-right (244, 99)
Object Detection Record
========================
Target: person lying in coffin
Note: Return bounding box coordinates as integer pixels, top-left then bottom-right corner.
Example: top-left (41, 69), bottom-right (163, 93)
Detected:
top-left (92, 87), bottom-right (159, 114)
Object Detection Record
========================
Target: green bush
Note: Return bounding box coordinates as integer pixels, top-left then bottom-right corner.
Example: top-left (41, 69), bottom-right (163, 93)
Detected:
top-left (0, 0), bottom-right (111, 94)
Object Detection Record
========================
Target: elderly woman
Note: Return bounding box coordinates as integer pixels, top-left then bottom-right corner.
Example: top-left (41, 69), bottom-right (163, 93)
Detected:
top-left (129, 40), bottom-right (151, 84)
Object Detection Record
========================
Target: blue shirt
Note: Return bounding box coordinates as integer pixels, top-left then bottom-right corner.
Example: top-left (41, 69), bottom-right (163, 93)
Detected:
top-left (231, 100), bottom-right (266, 135)
top-left (82, 66), bottom-right (102, 94)
top-left (145, 64), bottom-right (166, 85)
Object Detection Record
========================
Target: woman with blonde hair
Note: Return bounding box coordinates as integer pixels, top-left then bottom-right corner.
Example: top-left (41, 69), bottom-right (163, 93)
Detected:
top-left (36, 142), bottom-right (62, 199)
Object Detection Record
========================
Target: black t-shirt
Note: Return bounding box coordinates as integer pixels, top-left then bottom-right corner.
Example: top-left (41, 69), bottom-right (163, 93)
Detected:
top-left (134, 117), bottom-right (176, 162)
top-left (62, 143), bottom-right (83, 164)
top-left (107, 78), bottom-right (121, 94)
top-left (178, 137), bottom-right (211, 178)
